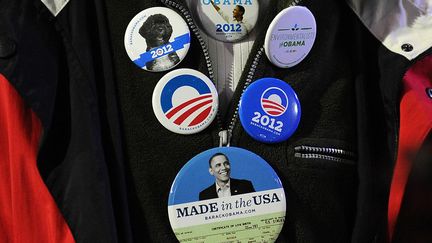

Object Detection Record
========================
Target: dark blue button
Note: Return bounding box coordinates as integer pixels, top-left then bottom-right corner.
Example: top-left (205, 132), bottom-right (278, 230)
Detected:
top-left (239, 78), bottom-right (301, 143)
top-left (0, 36), bottom-right (16, 58)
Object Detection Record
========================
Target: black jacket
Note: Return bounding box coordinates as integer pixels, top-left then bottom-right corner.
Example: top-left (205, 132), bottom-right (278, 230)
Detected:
top-left (199, 178), bottom-right (256, 200)
top-left (1, 0), bottom-right (431, 242)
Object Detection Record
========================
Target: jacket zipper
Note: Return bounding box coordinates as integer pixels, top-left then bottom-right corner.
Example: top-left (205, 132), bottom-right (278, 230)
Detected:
top-left (226, 48), bottom-right (264, 145)
top-left (161, 0), bottom-right (264, 146)
top-left (294, 145), bottom-right (357, 164)
top-left (161, 0), bottom-right (221, 130)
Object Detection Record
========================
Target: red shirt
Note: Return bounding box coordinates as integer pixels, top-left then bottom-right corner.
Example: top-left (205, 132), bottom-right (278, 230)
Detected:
top-left (0, 74), bottom-right (75, 243)
top-left (388, 55), bottom-right (432, 242)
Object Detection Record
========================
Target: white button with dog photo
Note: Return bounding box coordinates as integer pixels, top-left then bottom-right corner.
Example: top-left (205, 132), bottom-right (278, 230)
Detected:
top-left (195, 0), bottom-right (259, 42)
top-left (124, 7), bottom-right (191, 72)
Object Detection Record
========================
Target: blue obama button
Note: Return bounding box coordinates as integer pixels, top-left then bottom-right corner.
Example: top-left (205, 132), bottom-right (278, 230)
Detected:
top-left (239, 77), bottom-right (301, 143)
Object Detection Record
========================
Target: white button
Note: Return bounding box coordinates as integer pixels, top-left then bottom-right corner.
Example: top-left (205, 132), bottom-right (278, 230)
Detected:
top-left (264, 6), bottom-right (317, 68)
top-left (152, 69), bottom-right (218, 134)
top-left (195, 0), bottom-right (259, 42)
top-left (124, 7), bottom-right (191, 72)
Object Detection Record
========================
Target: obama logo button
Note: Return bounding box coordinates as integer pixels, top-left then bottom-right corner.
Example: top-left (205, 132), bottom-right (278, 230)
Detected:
top-left (239, 78), bottom-right (301, 143)
top-left (152, 69), bottom-right (218, 134)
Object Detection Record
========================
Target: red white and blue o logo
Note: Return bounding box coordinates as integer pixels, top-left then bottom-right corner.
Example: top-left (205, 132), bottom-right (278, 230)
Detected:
top-left (153, 69), bottom-right (218, 134)
top-left (164, 90), bottom-right (213, 127)
top-left (260, 87), bottom-right (288, 117)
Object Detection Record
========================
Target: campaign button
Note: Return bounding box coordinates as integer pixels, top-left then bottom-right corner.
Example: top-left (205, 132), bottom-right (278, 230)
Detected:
top-left (239, 77), bottom-right (301, 143)
top-left (152, 69), bottom-right (218, 134)
top-left (195, 0), bottom-right (259, 42)
top-left (168, 147), bottom-right (286, 242)
top-left (124, 7), bottom-right (191, 72)
top-left (264, 6), bottom-right (317, 68)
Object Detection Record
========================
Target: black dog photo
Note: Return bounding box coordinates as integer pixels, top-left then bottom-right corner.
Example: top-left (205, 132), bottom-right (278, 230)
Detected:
top-left (139, 14), bottom-right (181, 71)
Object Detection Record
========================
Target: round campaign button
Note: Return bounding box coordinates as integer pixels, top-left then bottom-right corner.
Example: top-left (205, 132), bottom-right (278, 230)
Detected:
top-left (264, 6), bottom-right (317, 68)
top-left (239, 78), bottom-right (301, 143)
top-left (152, 69), bottom-right (218, 134)
top-left (195, 0), bottom-right (259, 42)
top-left (124, 7), bottom-right (191, 72)
top-left (168, 147), bottom-right (286, 242)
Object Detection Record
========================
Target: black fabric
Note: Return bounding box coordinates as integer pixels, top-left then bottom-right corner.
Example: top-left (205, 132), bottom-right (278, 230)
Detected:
top-left (199, 178), bottom-right (256, 200)
top-left (348, 19), bottom-right (404, 243)
top-left (0, 0), bottom-right (133, 242)
top-left (0, 0), bottom-right (60, 128)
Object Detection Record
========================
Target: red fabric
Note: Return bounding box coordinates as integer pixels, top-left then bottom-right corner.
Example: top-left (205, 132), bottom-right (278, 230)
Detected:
top-left (388, 55), bottom-right (432, 242)
top-left (0, 74), bottom-right (75, 243)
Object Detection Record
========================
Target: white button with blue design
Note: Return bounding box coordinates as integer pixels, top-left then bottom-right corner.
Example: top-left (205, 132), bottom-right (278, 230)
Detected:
top-left (264, 6), bottom-right (316, 68)
top-left (124, 7), bottom-right (191, 72)
top-left (239, 78), bottom-right (301, 143)
top-left (195, 0), bottom-right (259, 42)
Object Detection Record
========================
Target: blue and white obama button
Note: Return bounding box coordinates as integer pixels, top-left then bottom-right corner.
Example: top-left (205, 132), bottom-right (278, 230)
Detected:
top-left (124, 7), bottom-right (191, 72)
top-left (196, 0), bottom-right (259, 42)
top-left (152, 69), bottom-right (218, 134)
top-left (168, 147), bottom-right (286, 242)
top-left (239, 78), bottom-right (301, 143)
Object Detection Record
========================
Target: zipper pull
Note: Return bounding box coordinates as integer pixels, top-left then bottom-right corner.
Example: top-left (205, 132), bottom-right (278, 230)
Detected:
top-left (219, 130), bottom-right (231, 147)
